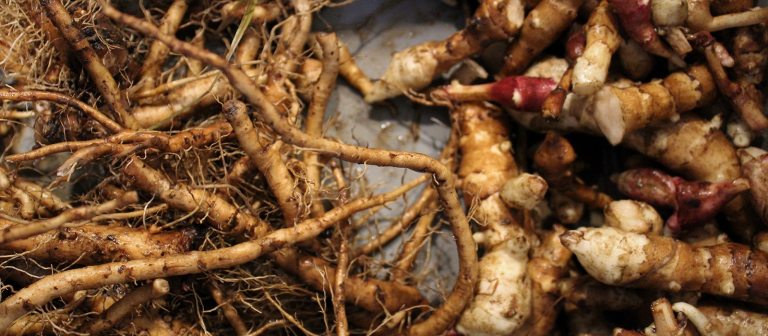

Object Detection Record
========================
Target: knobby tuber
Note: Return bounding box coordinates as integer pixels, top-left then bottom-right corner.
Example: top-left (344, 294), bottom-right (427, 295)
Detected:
top-left (364, 0), bottom-right (526, 102)
top-left (562, 226), bottom-right (768, 304)
top-left (454, 103), bottom-right (533, 336)
top-left (571, 0), bottom-right (620, 95)
top-left (617, 168), bottom-right (749, 232)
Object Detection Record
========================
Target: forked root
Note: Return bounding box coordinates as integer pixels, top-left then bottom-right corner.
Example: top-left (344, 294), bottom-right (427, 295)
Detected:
top-left (97, 4), bottom-right (478, 334)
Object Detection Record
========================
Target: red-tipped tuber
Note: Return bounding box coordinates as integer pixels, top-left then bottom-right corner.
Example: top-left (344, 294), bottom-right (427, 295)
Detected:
top-left (434, 76), bottom-right (557, 111)
top-left (617, 168), bottom-right (749, 232)
top-left (609, 0), bottom-right (682, 65)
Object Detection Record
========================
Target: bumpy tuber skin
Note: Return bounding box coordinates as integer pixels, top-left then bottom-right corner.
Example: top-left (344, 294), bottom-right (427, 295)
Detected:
top-left (534, 132), bottom-right (613, 208)
top-left (500, 173), bottom-right (548, 210)
top-left (731, 26), bottom-right (768, 85)
top-left (458, 224), bottom-right (533, 336)
top-left (593, 64), bottom-right (716, 144)
top-left (561, 226), bottom-right (768, 304)
top-left (571, 0), bottom-right (621, 95)
top-left (365, 0), bottom-right (526, 102)
top-left (617, 40), bottom-right (655, 80)
top-left (433, 76), bottom-right (557, 111)
top-left (515, 226), bottom-right (572, 336)
top-left (673, 304), bottom-right (768, 335)
top-left (454, 103), bottom-right (533, 336)
top-left (604, 200), bottom-right (663, 235)
top-left (737, 147), bottom-right (768, 225)
top-left (609, 0), bottom-right (682, 64)
top-left (507, 57), bottom-right (608, 135)
top-left (499, 0), bottom-right (584, 75)
top-left (694, 32), bottom-right (768, 132)
top-left (623, 117), bottom-right (761, 241)
top-left (616, 168), bottom-right (749, 233)
top-left (0, 224), bottom-right (195, 265)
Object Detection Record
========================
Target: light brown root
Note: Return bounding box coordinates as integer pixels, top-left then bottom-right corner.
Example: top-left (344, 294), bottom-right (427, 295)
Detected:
top-left (122, 156), bottom-right (267, 236)
top-left (391, 123), bottom-right (460, 283)
top-left (122, 155), bottom-right (424, 314)
top-left (338, 40), bottom-right (374, 96)
top-left (52, 143), bottom-right (145, 187)
top-left (98, 5), bottom-right (477, 334)
top-left (223, 100), bottom-right (301, 225)
top-left (0, 90), bottom-right (123, 133)
top-left (208, 281), bottom-right (249, 336)
top-left (327, 161), bottom-right (351, 336)
top-left (131, 72), bottom-right (237, 128)
top-left (6, 120), bottom-right (233, 163)
top-left (261, 0), bottom-right (313, 120)
top-left (0, 191), bottom-right (138, 244)
top-left (389, 199), bottom-right (439, 283)
top-left (353, 186), bottom-right (435, 257)
top-left (84, 279), bottom-right (170, 334)
top-left (133, 0), bottom-right (188, 94)
top-left (42, 0), bottom-right (139, 129)
top-left (305, 32), bottom-right (339, 218)
top-left (0, 175), bottom-right (428, 329)
top-left (0, 224), bottom-right (195, 265)
top-left (250, 320), bottom-right (287, 335)
top-left (12, 179), bottom-right (69, 213)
